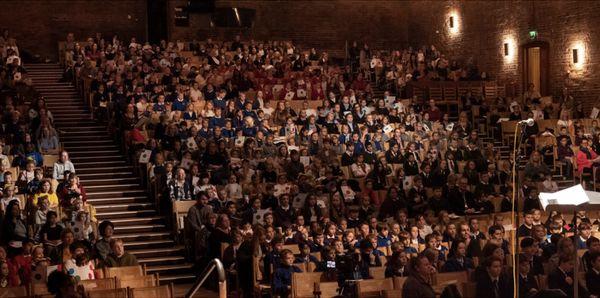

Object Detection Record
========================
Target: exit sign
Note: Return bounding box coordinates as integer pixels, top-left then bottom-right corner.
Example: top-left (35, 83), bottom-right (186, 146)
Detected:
top-left (529, 30), bottom-right (538, 40)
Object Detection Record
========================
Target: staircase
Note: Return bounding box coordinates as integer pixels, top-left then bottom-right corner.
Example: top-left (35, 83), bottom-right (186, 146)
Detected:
top-left (25, 63), bottom-right (196, 284)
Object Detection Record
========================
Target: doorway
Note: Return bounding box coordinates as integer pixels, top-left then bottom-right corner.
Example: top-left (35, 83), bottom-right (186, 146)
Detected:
top-left (147, 0), bottom-right (169, 44)
top-left (523, 41), bottom-right (549, 96)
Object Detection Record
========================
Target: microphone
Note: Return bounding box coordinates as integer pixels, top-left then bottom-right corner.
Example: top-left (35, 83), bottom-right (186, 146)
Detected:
top-left (518, 118), bottom-right (535, 126)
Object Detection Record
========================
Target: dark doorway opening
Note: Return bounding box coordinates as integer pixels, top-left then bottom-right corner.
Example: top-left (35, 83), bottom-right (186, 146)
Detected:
top-left (147, 0), bottom-right (168, 44)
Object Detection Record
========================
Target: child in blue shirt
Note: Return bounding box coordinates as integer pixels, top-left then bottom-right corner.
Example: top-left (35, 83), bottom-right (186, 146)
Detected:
top-left (273, 249), bottom-right (302, 297)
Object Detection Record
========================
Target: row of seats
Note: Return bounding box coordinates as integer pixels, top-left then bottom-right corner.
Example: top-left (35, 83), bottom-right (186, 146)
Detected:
top-left (0, 265), bottom-right (174, 298)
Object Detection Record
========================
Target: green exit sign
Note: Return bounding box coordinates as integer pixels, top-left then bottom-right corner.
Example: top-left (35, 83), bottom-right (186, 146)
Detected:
top-left (529, 30), bottom-right (538, 40)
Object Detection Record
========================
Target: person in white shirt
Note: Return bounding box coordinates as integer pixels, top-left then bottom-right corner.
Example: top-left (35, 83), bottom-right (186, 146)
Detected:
top-left (351, 154), bottom-right (371, 178)
top-left (53, 150), bottom-right (76, 180)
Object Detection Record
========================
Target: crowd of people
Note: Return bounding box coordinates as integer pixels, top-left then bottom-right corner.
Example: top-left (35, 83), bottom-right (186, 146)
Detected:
top-left (0, 26), bottom-right (599, 297)
top-left (0, 30), bottom-right (143, 297)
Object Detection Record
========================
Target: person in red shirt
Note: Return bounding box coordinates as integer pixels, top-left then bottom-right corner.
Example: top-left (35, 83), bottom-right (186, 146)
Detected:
top-left (424, 99), bottom-right (442, 122)
top-left (7, 240), bottom-right (33, 286)
top-left (577, 138), bottom-right (600, 177)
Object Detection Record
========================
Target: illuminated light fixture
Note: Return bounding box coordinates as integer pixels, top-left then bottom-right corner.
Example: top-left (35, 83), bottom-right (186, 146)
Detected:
top-left (449, 16), bottom-right (454, 28)
top-left (572, 49), bottom-right (579, 64)
top-left (504, 43), bottom-right (509, 56)
top-left (529, 30), bottom-right (538, 40)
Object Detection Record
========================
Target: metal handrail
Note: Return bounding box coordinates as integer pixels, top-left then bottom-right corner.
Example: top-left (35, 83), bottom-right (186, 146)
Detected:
top-left (185, 258), bottom-right (227, 298)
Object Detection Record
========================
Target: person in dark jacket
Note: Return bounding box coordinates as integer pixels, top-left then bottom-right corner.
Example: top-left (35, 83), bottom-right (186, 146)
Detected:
top-left (442, 238), bottom-right (474, 272)
top-left (518, 253), bottom-right (540, 298)
top-left (402, 254), bottom-right (436, 298)
top-left (548, 254), bottom-right (589, 298)
top-left (475, 256), bottom-right (513, 298)
top-left (272, 249), bottom-right (302, 298)
top-left (385, 251), bottom-right (409, 277)
top-left (586, 251), bottom-right (600, 297)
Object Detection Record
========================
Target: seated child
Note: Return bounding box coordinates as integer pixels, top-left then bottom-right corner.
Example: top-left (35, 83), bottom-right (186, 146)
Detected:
top-left (272, 249), bottom-right (302, 298)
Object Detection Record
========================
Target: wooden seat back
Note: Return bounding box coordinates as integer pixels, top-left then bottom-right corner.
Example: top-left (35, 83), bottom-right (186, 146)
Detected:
top-left (369, 267), bottom-right (386, 279)
top-left (434, 271), bottom-right (469, 286)
top-left (292, 272), bottom-right (324, 298)
top-left (382, 289), bottom-right (402, 298)
top-left (128, 284), bottom-right (174, 298)
top-left (78, 277), bottom-right (117, 291)
top-left (88, 288), bottom-right (128, 298)
top-left (173, 200), bottom-right (197, 235)
top-left (117, 273), bottom-right (159, 289)
top-left (355, 278), bottom-right (394, 298)
top-left (393, 276), bottom-right (408, 290)
top-left (319, 281), bottom-right (339, 298)
top-left (0, 286), bottom-right (27, 297)
top-left (103, 265), bottom-right (146, 279)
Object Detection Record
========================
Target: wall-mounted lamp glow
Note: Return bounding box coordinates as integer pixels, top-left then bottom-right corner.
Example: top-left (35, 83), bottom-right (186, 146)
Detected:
top-left (449, 16), bottom-right (454, 29)
top-left (504, 43), bottom-right (509, 56)
top-left (572, 49), bottom-right (579, 64)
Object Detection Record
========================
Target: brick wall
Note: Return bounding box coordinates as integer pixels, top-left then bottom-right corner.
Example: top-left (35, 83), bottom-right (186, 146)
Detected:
top-left (167, 0), bottom-right (410, 57)
top-left (0, 0), bottom-right (147, 60)
top-left (407, 1), bottom-right (600, 109)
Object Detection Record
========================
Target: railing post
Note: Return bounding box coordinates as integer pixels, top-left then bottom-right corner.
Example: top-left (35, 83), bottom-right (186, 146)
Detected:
top-left (219, 280), bottom-right (227, 298)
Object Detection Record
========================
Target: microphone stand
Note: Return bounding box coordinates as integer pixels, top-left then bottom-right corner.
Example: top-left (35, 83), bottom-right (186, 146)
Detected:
top-left (510, 121), bottom-right (529, 298)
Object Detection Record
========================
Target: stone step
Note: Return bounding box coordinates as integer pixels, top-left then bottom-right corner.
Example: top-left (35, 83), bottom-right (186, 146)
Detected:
top-left (76, 166), bottom-right (134, 175)
top-left (123, 239), bottom-right (176, 250)
top-left (72, 160), bottom-right (128, 169)
top-left (84, 184), bottom-right (143, 192)
top-left (87, 196), bottom-right (149, 206)
top-left (68, 149), bottom-right (121, 156)
top-left (129, 246), bottom-right (184, 258)
top-left (70, 154), bottom-right (123, 161)
top-left (114, 224), bottom-right (167, 234)
top-left (76, 172), bottom-right (135, 179)
top-left (86, 189), bottom-right (149, 200)
top-left (79, 177), bottom-right (140, 186)
top-left (138, 255), bottom-right (187, 266)
top-left (109, 216), bottom-right (165, 226)
top-left (117, 231), bottom-right (172, 241)
top-left (146, 263), bottom-right (195, 275)
top-left (95, 209), bottom-right (157, 219)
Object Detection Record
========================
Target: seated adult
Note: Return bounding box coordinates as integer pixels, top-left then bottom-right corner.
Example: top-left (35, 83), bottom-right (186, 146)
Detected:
top-left (1, 201), bottom-right (29, 256)
top-left (94, 220), bottom-right (114, 261)
top-left (401, 253), bottom-right (436, 298)
top-left (52, 150), bottom-right (75, 180)
top-left (523, 151), bottom-right (550, 182)
top-left (104, 238), bottom-right (138, 267)
top-left (167, 168), bottom-right (193, 201)
top-left (577, 138), bottom-right (600, 179)
top-left (185, 191), bottom-right (214, 262)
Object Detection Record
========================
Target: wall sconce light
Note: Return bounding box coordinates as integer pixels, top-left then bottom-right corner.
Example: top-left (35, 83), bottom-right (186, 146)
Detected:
top-left (572, 49), bottom-right (579, 64)
top-left (504, 43), bottom-right (509, 56)
top-left (449, 16), bottom-right (454, 29)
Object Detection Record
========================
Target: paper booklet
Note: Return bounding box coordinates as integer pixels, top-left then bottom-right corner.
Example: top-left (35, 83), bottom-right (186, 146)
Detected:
top-left (538, 184), bottom-right (589, 211)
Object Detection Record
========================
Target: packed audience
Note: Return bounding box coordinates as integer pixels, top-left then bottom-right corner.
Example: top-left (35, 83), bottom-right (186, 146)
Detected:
top-left (0, 30), bottom-right (140, 297)
top-left (0, 27), bottom-right (599, 297)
